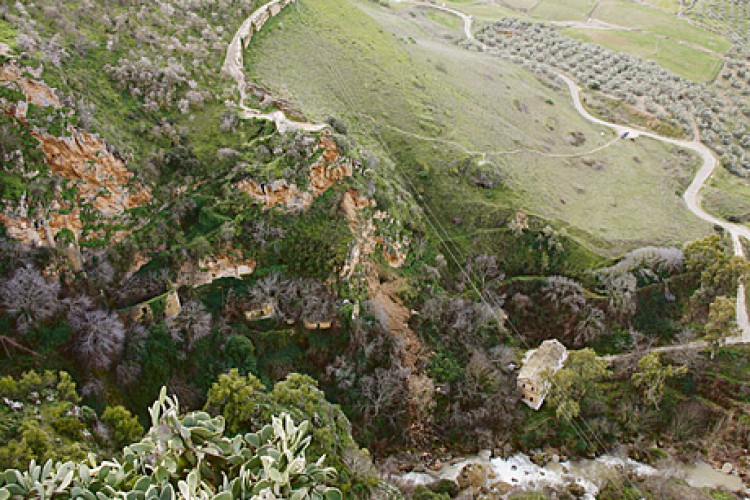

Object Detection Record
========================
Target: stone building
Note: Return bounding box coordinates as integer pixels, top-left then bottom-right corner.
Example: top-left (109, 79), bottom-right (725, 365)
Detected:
top-left (244, 302), bottom-right (275, 321)
top-left (517, 339), bottom-right (568, 410)
top-left (164, 290), bottom-right (182, 318)
top-left (303, 320), bottom-right (333, 330)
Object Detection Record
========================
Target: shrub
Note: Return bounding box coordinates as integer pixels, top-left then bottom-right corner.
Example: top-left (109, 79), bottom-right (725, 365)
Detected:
top-left (101, 405), bottom-right (144, 449)
top-left (0, 388), bottom-right (343, 499)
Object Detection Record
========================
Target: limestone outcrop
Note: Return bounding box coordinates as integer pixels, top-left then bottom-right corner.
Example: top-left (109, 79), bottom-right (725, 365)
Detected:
top-left (177, 254), bottom-right (256, 288)
top-left (0, 64), bottom-right (151, 246)
top-left (235, 130), bottom-right (353, 211)
top-left (341, 189), bottom-right (410, 279)
top-left (34, 128), bottom-right (151, 217)
top-left (0, 64), bottom-right (61, 108)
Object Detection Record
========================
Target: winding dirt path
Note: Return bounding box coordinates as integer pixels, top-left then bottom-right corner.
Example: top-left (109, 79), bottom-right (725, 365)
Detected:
top-left (558, 73), bottom-right (750, 343)
top-left (222, 0), bottom-right (325, 134)
top-left (355, 110), bottom-right (622, 159)
top-left (406, 0), bottom-right (750, 343)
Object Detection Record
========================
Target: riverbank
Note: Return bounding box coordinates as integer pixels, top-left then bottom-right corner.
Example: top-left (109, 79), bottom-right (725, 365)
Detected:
top-left (390, 449), bottom-right (747, 498)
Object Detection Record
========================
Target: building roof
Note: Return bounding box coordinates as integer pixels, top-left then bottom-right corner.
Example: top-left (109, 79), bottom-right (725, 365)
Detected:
top-left (518, 339), bottom-right (568, 383)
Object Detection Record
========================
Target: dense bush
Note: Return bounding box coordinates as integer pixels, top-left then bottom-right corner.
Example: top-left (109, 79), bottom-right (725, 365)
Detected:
top-left (0, 387), bottom-right (343, 499)
top-left (0, 371), bottom-right (96, 469)
top-left (6, 0), bottom-right (255, 114)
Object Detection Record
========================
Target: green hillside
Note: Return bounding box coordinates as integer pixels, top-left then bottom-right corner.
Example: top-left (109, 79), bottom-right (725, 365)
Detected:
top-left (248, 0), bottom-right (711, 255)
top-left (1, 0), bottom-right (749, 497)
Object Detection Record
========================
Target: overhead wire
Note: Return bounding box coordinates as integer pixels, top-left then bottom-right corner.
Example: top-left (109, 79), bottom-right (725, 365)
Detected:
top-left (246, 1), bottom-right (644, 497)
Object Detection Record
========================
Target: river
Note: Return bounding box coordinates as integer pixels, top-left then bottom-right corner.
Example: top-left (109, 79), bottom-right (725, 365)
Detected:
top-left (395, 452), bottom-right (746, 497)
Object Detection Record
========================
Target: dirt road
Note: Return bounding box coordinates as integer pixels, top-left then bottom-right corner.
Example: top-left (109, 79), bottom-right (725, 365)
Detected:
top-left (406, 0), bottom-right (750, 342)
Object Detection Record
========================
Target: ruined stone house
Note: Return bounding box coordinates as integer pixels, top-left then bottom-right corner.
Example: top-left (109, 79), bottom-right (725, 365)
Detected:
top-left (303, 320), bottom-right (333, 330)
top-left (176, 256), bottom-right (256, 288)
top-left (164, 290), bottom-right (182, 318)
top-left (244, 302), bottom-right (276, 321)
top-left (517, 339), bottom-right (568, 410)
top-left (120, 289), bottom-right (182, 322)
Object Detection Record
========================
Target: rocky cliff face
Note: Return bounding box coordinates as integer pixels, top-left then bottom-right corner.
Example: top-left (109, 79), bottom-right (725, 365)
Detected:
top-left (235, 130), bottom-right (353, 211)
top-left (341, 189), bottom-right (378, 279)
top-left (0, 63), bottom-right (151, 246)
top-left (177, 254), bottom-right (256, 288)
top-left (341, 189), bottom-right (410, 279)
top-left (0, 64), bottom-right (60, 108)
top-left (34, 128), bottom-right (151, 216)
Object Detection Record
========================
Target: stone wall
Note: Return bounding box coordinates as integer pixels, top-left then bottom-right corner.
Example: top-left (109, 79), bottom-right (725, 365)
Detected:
top-left (241, 0), bottom-right (295, 49)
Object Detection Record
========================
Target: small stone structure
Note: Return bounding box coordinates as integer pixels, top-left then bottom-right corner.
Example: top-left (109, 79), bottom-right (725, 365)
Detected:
top-left (164, 290), bottom-right (182, 319)
top-left (303, 320), bottom-right (332, 330)
top-left (177, 255), bottom-right (256, 288)
top-left (244, 302), bottom-right (275, 321)
top-left (121, 289), bottom-right (182, 322)
top-left (517, 339), bottom-right (568, 410)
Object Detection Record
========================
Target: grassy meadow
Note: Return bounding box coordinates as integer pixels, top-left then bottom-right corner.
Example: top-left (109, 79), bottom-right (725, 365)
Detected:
top-left (247, 0), bottom-right (711, 255)
top-left (563, 28), bottom-right (724, 82)
top-left (531, 0), bottom-right (597, 21)
top-left (704, 168), bottom-right (750, 225)
top-left (593, 0), bottom-right (731, 53)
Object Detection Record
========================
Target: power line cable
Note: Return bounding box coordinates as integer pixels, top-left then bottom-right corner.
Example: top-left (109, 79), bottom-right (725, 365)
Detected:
top-left (240, 2), bottom-right (644, 496)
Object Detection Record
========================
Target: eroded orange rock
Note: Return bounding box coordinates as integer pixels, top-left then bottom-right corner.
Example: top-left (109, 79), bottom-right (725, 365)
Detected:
top-left (308, 162), bottom-right (353, 197)
top-left (0, 208), bottom-right (83, 247)
top-left (235, 130), bottom-right (352, 212)
top-left (341, 189), bottom-right (376, 228)
top-left (340, 189), bottom-right (409, 278)
top-left (236, 178), bottom-right (312, 211)
top-left (34, 128), bottom-right (151, 216)
top-left (0, 64), bottom-right (62, 109)
top-left (0, 65), bottom-right (150, 246)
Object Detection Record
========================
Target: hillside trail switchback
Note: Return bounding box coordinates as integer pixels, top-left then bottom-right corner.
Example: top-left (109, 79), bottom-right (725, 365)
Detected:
top-left (226, 0), bottom-right (750, 344)
top-left (404, 0), bottom-right (750, 343)
top-left (222, 0), bottom-right (326, 134)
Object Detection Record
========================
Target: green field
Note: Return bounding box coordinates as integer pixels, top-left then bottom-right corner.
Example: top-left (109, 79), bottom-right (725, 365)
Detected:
top-left (492, 0), bottom-right (537, 10)
top-left (531, 0), bottom-right (597, 21)
top-left (563, 28), bottom-right (724, 82)
top-left (704, 168), bottom-right (750, 225)
top-left (247, 0), bottom-right (711, 254)
top-left (442, 2), bottom-right (523, 21)
top-left (593, 0), bottom-right (731, 53)
top-left (424, 10), bottom-right (461, 30)
top-left (640, 0), bottom-right (680, 12)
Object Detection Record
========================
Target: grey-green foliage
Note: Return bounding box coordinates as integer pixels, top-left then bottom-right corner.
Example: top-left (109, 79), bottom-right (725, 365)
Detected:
top-left (596, 246), bottom-right (684, 282)
top-left (0, 388), bottom-right (342, 500)
top-left (594, 246), bottom-right (685, 319)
